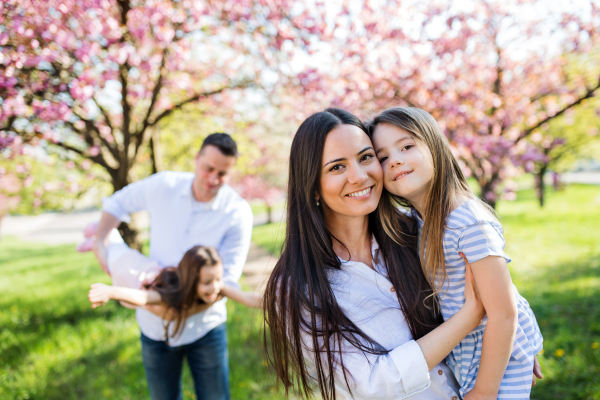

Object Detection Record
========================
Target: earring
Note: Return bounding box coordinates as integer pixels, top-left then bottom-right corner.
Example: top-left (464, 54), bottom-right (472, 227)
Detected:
top-left (315, 197), bottom-right (320, 206)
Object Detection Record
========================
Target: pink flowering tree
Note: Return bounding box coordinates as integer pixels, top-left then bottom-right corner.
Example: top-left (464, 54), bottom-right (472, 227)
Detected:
top-left (290, 0), bottom-right (600, 208)
top-left (0, 0), bottom-right (318, 190)
top-left (0, 0), bottom-right (322, 243)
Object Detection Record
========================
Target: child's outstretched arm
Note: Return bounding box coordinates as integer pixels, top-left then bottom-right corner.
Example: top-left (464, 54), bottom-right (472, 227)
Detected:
top-left (88, 283), bottom-right (162, 308)
top-left (464, 255), bottom-right (519, 400)
top-left (220, 284), bottom-right (263, 309)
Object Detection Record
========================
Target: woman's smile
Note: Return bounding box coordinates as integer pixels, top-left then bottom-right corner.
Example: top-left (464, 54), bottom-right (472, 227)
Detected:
top-left (345, 185), bottom-right (374, 199)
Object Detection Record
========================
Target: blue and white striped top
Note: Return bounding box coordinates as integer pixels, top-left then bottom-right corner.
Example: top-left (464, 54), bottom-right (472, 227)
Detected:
top-left (413, 199), bottom-right (543, 399)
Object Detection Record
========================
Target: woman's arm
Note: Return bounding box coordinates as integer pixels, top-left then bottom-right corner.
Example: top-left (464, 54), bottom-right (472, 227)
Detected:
top-left (463, 255), bottom-right (518, 400)
top-left (220, 284), bottom-right (263, 308)
top-left (88, 283), bottom-right (162, 308)
top-left (300, 260), bottom-right (484, 399)
top-left (416, 257), bottom-right (486, 370)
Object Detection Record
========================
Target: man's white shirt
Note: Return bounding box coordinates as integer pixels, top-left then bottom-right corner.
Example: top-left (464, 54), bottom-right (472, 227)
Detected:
top-left (102, 171), bottom-right (253, 346)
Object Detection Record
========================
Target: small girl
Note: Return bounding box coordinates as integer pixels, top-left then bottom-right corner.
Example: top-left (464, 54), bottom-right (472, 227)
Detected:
top-left (368, 107), bottom-right (543, 399)
top-left (84, 228), bottom-right (261, 339)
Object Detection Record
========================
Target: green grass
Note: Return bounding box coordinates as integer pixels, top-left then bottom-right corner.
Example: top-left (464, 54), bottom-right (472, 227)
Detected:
top-left (0, 239), bottom-right (281, 399)
top-left (251, 221), bottom-right (285, 257)
top-left (497, 184), bottom-right (600, 399)
top-left (1, 184), bottom-right (599, 399)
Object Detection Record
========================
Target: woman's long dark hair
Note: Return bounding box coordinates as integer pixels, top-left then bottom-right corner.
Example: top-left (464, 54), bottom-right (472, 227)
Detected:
top-left (263, 108), bottom-right (442, 400)
top-left (144, 245), bottom-right (221, 339)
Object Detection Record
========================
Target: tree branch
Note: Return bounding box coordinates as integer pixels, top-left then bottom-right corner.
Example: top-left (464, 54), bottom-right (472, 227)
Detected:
top-left (516, 78), bottom-right (600, 144)
top-left (52, 140), bottom-right (115, 174)
top-left (148, 80), bottom-right (252, 128)
top-left (69, 111), bottom-right (121, 162)
top-left (134, 49), bottom-right (168, 155)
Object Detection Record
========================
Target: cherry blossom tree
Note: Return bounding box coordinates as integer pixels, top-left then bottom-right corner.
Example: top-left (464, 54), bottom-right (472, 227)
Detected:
top-left (0, 0), bottom-right (324, 244)
top-left (290, 0), bottom-right (600, 207)
top-left (0, 0), bottom-right (318, 190)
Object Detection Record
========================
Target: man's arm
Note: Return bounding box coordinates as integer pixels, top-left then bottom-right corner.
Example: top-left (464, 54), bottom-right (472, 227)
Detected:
top-left (94, 173), bottom-right (164, 271)
top-left (219, 203), bottom-right (253, 288)
top-left (93, 212), bottom-right (121, 273)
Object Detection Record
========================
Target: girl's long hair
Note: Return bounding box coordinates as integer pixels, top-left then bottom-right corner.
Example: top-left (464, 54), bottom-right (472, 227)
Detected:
top-left (263, 108), bottom-right (442, 400)
top-left (144, 245), bottom-right (221, 339)
top-left (367, 106), bottom-right (495, 297)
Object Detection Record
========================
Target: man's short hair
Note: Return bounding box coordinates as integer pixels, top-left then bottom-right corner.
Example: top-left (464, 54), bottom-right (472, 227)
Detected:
top-left (199, 133), bottom-right (238, 157)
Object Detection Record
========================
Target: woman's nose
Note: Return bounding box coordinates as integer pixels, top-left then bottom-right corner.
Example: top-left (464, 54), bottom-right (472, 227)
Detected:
top-left (347, 163), bottom-right (368, 184)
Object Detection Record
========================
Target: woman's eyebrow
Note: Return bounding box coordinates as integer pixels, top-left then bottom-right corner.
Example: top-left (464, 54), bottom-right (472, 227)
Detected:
top-left (324, 157), bottom-right (346, 167)
top-left (357, 146), bottom-right (373, 155)
top-left (323, 146), bottom-right (374, 168)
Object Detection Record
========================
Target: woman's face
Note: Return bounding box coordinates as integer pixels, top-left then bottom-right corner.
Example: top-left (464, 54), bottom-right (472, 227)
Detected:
top-left (371, 123), bottom-right (434, 207)
top-left (196, 264), bottom-right (223, 304)
top-left (318, 124), bottom-right (383, 220)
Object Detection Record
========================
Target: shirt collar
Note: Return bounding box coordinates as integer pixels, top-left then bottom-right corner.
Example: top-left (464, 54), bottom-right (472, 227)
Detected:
top-left (180, 178), bottom-right (225, 211)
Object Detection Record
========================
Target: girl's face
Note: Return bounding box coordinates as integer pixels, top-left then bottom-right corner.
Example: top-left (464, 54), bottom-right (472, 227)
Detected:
top-left (318, 124), bottom-right (383, 220)
top-left (196, 264), bottom-right (223, 303)
top-left (371, 123), bottom-right (434, 208)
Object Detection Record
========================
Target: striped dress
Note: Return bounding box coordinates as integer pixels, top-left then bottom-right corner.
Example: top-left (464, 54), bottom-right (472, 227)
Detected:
top-left (413, 199), bottom-right (543, 399)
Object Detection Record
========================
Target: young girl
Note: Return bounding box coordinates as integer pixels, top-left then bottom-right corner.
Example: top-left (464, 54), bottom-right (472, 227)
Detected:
top-left (85, 229), bottom-right (261, 340)
top-left (368, 107), bottom-right (543, 399)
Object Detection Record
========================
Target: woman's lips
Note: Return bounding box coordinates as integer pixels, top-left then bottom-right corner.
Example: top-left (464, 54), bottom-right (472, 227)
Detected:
top-left (345, 186), bottom-right (374, 200)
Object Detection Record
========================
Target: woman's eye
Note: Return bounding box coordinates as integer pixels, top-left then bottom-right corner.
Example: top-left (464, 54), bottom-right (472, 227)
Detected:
top-left (330, 164), bottom-right (343, 172)
top-left (360, 154), bottom-right (374, 162)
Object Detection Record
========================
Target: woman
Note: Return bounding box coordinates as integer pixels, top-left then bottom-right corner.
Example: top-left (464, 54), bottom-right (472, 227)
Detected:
top-left (264, 108), bottom-right (485, 400)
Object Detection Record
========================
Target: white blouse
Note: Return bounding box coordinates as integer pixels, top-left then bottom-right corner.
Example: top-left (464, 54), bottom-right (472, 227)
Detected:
top-left (304, 239), bottom-right (461, 400)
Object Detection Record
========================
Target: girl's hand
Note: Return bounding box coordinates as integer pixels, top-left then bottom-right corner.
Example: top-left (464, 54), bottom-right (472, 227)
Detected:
top-left (532, 355), bottom-right (543, 386)
top-left (88, 283), bottom-right (113, 308)
top-left (460, 252), bottom-right (485, 322)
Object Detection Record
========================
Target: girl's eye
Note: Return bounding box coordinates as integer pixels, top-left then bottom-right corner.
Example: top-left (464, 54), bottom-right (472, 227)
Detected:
top-left (379, 156), bottom-right (388, 163)
top-left (403, 144), bottom-right (414, 151)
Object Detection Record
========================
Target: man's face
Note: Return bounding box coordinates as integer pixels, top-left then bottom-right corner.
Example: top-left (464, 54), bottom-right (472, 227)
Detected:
top-left (193, 145), bottom-right (236, 202)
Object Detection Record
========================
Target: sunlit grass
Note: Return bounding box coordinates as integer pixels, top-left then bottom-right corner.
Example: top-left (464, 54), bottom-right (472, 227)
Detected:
top-left (0, 238), bottom-right (282, 399)
top-left (1, 184), bottom-right (598, 399)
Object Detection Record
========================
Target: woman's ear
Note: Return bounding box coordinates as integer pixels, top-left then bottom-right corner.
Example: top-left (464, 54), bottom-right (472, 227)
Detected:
top-left (314, 191), bottom-right (321, 207)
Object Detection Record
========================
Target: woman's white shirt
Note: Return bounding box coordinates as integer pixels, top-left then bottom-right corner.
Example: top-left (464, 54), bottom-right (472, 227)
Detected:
top-left (304, 238), bottom-right (461, 400)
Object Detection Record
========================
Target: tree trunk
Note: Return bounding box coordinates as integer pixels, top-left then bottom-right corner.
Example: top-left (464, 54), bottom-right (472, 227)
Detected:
top-left (149, 127), bottom-right (163, 175)
top-left (111, 173), bottom-right (142, 250)
top-left (266, 204), bottom-right (272, 224)
top-left (535, 164), bottom-right (548, 208)
top-left (479, 184), bottom-right (497, 209)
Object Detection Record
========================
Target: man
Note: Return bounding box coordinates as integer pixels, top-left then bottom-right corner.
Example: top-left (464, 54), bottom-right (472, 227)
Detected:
top-left (93, 133), bottom-right (253, 400)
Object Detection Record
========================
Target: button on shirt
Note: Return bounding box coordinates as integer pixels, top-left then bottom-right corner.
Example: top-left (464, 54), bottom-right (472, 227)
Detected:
top-left (102, 171), bottom-right (253, 346)
top-left (305, 238), bottom-right (461, 399)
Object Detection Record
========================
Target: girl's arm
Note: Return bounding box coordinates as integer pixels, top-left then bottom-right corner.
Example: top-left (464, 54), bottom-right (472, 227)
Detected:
top-left (416, 257), bottom-right (486, 370)
top-left (88, 283), bottom-right (163, 308)
top-left (220, 284), bottom-right (263, 308)
top-left (464, 255), bottom-right (519, 400)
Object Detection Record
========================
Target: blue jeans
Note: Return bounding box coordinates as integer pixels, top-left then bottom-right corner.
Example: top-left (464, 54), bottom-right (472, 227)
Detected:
top-left (140, 323), bottom-right (230, 400)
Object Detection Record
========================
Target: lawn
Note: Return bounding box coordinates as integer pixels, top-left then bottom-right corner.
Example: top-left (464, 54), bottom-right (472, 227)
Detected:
top-left (1, 184), bottom-right (599, 399)
top-left (0, 241), bottom-right (280, 399)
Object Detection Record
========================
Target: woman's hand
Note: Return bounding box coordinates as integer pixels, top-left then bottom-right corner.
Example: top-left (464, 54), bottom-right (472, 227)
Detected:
top-left (88, 283), bottom-right (114, 308)
top-left (460, 252), bottom-right (485, 322)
